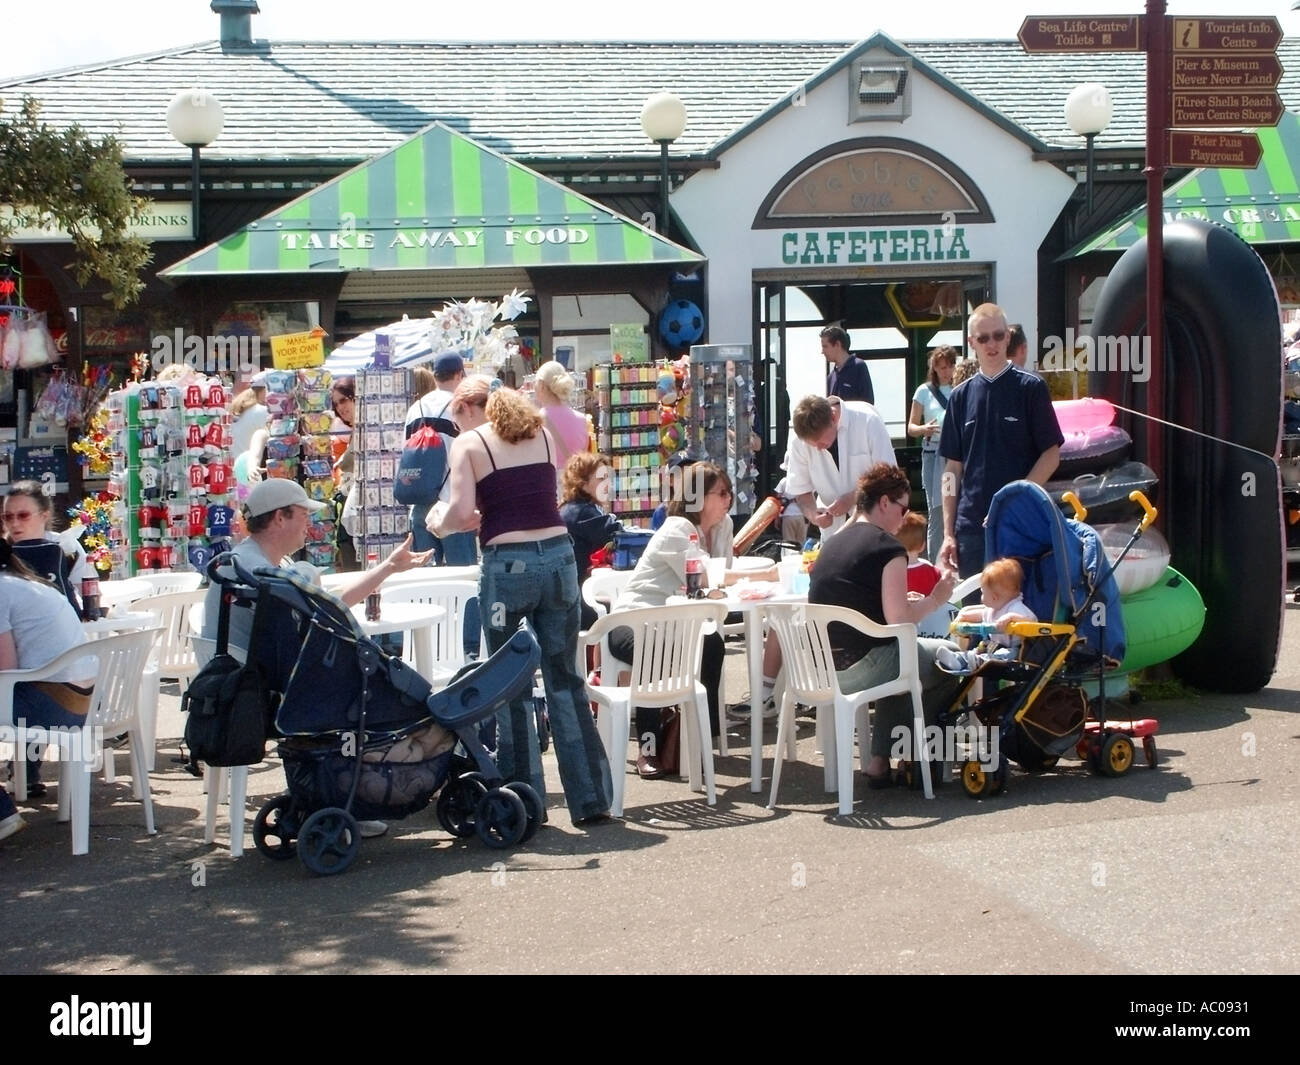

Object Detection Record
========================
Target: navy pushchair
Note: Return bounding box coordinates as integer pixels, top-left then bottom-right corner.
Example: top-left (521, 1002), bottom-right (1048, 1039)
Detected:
top-left (936, 480), bottom-right (1159, 797)
top-left (208, 554), bottom-right (542, 875)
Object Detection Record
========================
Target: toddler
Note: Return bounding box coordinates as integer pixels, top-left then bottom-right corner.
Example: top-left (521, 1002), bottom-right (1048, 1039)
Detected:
top-left (936, 557), bottom-right (1037, 673)
top-left (895, 510), bottom-right (942, 596)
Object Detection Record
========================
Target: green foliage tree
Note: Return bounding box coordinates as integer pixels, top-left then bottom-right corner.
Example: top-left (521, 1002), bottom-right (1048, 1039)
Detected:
top-left (0, 96), bottom-right (152, 308)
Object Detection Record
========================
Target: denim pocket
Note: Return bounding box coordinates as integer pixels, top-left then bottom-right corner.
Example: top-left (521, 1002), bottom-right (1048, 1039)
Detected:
top-left (480, 558), bottom-right (543, 632)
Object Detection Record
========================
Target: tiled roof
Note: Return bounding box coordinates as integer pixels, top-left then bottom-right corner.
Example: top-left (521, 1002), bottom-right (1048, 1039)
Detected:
top-left (4, 38), bottom-right (1300, 164)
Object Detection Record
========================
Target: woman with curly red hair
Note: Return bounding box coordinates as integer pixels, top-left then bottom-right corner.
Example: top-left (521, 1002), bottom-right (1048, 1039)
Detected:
top-left (434, 382), bottom-right (612, 826)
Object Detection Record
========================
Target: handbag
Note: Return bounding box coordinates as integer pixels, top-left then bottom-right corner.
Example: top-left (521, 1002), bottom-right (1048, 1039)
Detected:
top-left (658, 708), bottom-right (681, 775)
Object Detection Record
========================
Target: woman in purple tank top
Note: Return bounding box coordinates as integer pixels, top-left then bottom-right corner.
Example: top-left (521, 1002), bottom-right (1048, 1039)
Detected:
top-left (433, 378), bottom-right (613, 826)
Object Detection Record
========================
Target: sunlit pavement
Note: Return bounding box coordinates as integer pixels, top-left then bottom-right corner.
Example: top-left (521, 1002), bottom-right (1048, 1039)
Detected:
top-left (3, 596), bottom-right (1298, 975)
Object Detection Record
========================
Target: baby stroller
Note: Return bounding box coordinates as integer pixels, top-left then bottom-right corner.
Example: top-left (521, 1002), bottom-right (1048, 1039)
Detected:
top-left (208, 554), bottom-right (542, 875)
top-left (936, 480), bottom-right (1160, 798)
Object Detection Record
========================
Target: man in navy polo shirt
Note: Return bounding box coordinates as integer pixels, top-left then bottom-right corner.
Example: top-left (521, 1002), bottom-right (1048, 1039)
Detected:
top-left (938, 303), bottom-right (1063, 578)
top-left (822, 325), bottom-right (874, 405)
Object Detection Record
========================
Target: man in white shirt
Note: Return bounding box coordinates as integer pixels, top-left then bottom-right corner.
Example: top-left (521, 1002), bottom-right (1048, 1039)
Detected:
top-left (783, 395), bottom-right (896, 535)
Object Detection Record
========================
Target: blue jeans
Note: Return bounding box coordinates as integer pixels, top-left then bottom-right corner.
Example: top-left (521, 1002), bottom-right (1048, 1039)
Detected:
top-left (410, 504), bottom-right (482, 656)
top-left (3, 683), bottom-right (90, 816)
top-left (920, 447), bottom-right (946, 563)
top-left (479, 535), bottom-right (613, 822)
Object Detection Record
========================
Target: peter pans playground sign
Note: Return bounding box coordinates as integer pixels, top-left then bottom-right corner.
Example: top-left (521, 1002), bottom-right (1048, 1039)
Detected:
top-left (780, 226), bottom-right (972, 265)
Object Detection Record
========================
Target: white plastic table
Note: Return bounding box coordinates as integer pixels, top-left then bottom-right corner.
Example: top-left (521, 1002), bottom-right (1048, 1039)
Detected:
top-left (673, 583), bottom-right (805, 792)
top-left (350, 601), bottom-right (446, 679)
top-left (82, 611), bottom-right (159, 637)
top-left (97, 579), bottom-right (151, 613)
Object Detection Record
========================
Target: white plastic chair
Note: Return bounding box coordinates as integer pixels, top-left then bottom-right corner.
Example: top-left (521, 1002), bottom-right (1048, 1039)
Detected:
top-left (187, 609), bottom-right (252, 857)
top-left (581, 601), bottom-right (729, 817)
top-left (764, 603), bottom-right (932, 815)
top-left (132, 570), bottom-right (203, 595)
top-left (380, 578), bottom-right (478, 684)
top-left (131, 587), bottom-right (208, 772)
top-left (0, 627), bottom-right (160, 855)
top-left (578, 568), bottom-right (632, 673)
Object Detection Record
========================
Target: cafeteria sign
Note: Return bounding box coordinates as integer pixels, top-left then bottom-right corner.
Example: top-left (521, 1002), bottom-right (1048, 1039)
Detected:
top-left (270, 329), bottom-right (326, 370)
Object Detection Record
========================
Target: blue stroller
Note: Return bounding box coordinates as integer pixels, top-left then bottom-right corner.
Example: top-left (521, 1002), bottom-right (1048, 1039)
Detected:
top-left (936, 480), bottom-right (1159, 797)
top-left (207, 554), bottom-right (542, 875)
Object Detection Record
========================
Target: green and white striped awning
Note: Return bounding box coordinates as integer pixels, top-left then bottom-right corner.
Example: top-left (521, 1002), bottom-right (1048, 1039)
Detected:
top-left (161, 122), bottom-right (703, 278)
top-left (1062, 111), bottom-right (1300, 259)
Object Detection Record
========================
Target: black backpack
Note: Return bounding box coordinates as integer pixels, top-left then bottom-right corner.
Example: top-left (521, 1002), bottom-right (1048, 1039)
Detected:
top-left (182, 579), bottom-right (278, 768)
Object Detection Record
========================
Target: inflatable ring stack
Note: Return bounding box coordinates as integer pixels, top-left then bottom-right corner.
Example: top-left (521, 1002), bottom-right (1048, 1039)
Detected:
top-left (1046, 396), bottom-right (1205, 677)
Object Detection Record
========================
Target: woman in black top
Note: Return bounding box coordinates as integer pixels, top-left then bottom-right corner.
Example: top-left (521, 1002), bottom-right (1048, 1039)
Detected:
top-left (808, 463), bottom-right (961, 787)
top-left (559, 452), bottom-right (622, 631)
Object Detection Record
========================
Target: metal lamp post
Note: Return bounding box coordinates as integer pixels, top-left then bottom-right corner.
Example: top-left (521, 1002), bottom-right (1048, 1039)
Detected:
top-left (1065, 83), bottom-right (1113, 219)
top-left (640, 92), bottom-right (687, 237)
top-left (166, 89), bottom-right (226, 243)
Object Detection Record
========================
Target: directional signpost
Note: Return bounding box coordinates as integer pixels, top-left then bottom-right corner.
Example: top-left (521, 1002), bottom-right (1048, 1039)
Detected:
top-left (1017, 15), bottom-right (1143, 51)
top-left (1019, 3), bottom-right (1285, 504)
top-left (1169, 90), bottom-right (1284, 128)
top-left (1168, 130), bottom-right (1263, 169)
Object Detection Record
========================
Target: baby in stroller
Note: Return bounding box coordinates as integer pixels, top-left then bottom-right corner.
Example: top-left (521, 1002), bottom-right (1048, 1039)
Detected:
top-left (934, 480), bottom-right (1155, 797)
top-left (936, 558), bottom-right (1038, 674)
top-left (205, 554), bottom-right (544, 875)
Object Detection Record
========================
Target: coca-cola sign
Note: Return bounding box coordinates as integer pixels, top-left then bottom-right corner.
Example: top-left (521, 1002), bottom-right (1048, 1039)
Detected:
top-left (83, 325), bottom-right (150, 352)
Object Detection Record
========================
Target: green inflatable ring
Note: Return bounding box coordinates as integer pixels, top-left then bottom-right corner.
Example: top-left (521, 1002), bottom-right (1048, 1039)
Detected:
top-left (1116, 566), bottom-right (1206, 675)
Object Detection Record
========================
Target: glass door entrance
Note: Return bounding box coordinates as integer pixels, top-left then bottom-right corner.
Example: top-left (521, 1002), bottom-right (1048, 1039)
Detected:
top-left (752, 275), bottom-right (989, 495)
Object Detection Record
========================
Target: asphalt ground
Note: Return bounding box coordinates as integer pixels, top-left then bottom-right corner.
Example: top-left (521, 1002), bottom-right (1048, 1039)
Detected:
top-left (3, 593), bottom-right (1298, 997)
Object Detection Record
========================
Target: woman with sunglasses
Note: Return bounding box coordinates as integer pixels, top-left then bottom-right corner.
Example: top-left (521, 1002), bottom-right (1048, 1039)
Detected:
top-left (3, 481), bottom-right (93, 615)
top-left (607, 461), bottom-right (734, 778)
top-left (808, 463), bottom-right (961, 789)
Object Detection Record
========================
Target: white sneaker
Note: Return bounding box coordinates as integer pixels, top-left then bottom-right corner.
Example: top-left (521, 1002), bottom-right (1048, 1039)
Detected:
top-left (357, 820), bottom-right (388, 839)
top-left (0, 813), bottom-right (27, 842)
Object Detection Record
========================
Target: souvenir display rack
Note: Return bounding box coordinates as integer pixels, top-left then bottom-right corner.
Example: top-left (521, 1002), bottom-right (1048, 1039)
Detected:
top-left (259, 368), bottom-right (337, 569)
top-left (686, 344), bottom-right (759, 518)
top-left (104, 378), bottom-right (234, 576)
top-left (353, 366), bottom-right (415, 562)
top-left (593, 362), bottom-right (662, 522)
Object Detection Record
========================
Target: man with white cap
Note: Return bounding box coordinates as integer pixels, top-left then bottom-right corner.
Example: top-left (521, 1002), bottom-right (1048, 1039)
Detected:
top-left (202, 479), bottom-right (431, 660)
top-left (200, 479), bottom-right (431, 838)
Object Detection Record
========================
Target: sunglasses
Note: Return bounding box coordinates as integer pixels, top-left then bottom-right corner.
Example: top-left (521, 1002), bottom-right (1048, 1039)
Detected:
top-left (972, 329), bottom-right (1008, 345)
top-left (1, 510), bottom-right (37, 522)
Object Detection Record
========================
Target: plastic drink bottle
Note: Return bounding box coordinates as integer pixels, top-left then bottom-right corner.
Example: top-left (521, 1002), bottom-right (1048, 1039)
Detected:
top-left (684, 531), bottom-right (707, 597)
top-left (365, 549), bottom-right (382, 621)
top-left (81, 577), bottom-right (102, 622)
